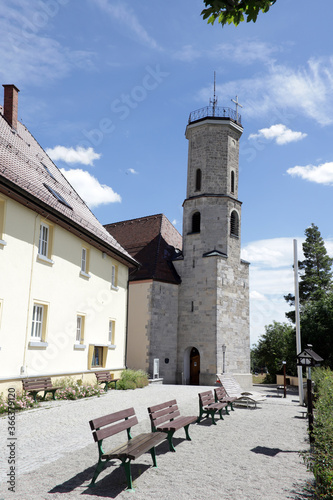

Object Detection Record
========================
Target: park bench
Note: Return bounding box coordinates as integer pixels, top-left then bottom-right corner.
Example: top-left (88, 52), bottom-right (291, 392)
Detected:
top-left (214, 386), bottom-right (237, 412)
top-left (197, 390), bottom-right (228, 425)
top-left (147, 399), bottom-right (197, 452)
top-left (89, 407), bottom-right (166, 491)
top-left (22, 377), bottom-right (61, 402)
top-left (94, 371), bottom-right (120, 391)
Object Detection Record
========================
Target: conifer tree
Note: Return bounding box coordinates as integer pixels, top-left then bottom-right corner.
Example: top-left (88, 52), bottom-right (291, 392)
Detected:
top-left (285, 223), bottom-right (333, 322)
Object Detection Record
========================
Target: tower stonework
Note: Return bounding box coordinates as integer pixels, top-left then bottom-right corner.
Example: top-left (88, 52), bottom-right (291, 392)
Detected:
top-left (174, 108), bottom-right (251, 386)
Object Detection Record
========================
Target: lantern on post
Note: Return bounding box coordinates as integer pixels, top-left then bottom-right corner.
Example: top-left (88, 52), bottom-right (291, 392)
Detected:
top-left (296, 344), bottom-right (323, 443)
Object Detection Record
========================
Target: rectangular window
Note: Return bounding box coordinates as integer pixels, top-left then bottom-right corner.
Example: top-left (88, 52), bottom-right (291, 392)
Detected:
top-left (38, 223), bottom-right (49, 257)
top-left (88, 345), bottom-right (108, 369)
top-left (31, 304), bottom-right (44, 339)
top-left (37, 221), bottom-right (53, 263)
top-left (108, 320), bottom-right (115, 345)
top-left (76, 315), bottom-right (85, 344)
top-left (92, 346), bottom-right (103, 367)
top-left (0, 199), bottom-right (6, 246)
top-left (111, 264), bottom-right (118, 289)
top-left (80, 247), bottom-right (90, 277)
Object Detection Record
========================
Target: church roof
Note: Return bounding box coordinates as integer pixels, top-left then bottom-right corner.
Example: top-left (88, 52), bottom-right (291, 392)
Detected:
top-left (0, 90), bottom-right (137, 268)
top-left (105, 214), bottom-right (182, 284)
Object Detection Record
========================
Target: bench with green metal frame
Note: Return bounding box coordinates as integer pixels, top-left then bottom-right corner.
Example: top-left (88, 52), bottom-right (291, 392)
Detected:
top-left (94, 370), bottom-right (120, 392)
top-left (147, 399), bottom-right (197, 452)
top-left (214, 386), bottom-right (237, 412)
top-left (22, 377), bottom-right (61, 402)
top-left (89, 407), bottom-right (166, 491)
top-left (197, 390), bottom-right (228, 425)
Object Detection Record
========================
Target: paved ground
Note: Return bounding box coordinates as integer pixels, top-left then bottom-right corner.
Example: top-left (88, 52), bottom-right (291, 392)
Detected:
top-left (0, 383), bottom-right (314, 500)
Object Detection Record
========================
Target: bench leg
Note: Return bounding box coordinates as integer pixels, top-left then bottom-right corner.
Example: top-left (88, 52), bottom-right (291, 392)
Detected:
top-left (197, 407), bottom-right (204, 423)
top-left (149, 446), bottom-right (158, 467)
top-left (167, 431), bottom-right (176, 452)
top-left (230, 403), bottom-right (234, 411)
top-left (210, 410), bottom-right (217, 425)
top-left (218, 408), bottom-right (224, 420)
top-left (122, 459), bottom-right (134, 491)
top-left (109, 380), bottom-right (117, 390)
top-left (184, 424), bottom-right (192, 442)
top-left (103, 382), bottom-right (108, 392)
top-left (224, 406), bottom-right (229, 416)
top-left (89, 459), bottom-right (106, 487)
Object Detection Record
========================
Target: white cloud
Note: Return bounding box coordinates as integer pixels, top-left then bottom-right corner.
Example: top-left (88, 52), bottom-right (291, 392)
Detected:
top-left (173, 44), bottom-right (202, 62)
top-left (127, 168), bottom-right (138, 175)
top-left (287, 162), bottom-right (333, 185)
top-left (214, 40), bottom-right (280, 65)
top-left (249, 124), bottom-right (307, 145)
top-left (199, 57), bottom-right (333, 126)
top-left (60, 168), bottom-right (121, 208)
top-left (46, 146), bottom-right (101, 166)
top-left (93, 0), bottom-right (161, 50)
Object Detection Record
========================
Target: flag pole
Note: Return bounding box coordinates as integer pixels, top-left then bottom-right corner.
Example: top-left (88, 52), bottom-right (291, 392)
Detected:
top-left (294, 239), bottom-right (304, 405)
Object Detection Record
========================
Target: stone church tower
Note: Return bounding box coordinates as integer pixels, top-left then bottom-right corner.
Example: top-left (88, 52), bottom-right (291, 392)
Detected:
top-left (173, 99), bottom-right (251, 386)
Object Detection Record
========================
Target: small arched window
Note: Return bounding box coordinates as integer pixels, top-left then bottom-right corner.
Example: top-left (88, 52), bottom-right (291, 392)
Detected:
top-left (230, 210), bottom-right (239, 237)
top-left (231, 170), bottom-right (235, 194)
top-left (195, 169), bottom-right (202, 191)
top-left (192, 212), bottom-right (201, 233)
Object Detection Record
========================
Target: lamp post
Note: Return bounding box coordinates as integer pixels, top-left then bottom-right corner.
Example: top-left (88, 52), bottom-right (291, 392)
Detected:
top-left (282, 361), bottom-right (287, 398)
top-left (296, 344), bottom-right (323, 443)
top-left (222, 344), bottom-right (226, 374)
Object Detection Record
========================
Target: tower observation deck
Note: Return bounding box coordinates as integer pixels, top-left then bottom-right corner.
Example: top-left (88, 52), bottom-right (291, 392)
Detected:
top-left (188, 105), bottom-right (242, 126)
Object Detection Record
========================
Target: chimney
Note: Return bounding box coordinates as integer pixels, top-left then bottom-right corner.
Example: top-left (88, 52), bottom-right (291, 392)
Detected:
top-left (2, 84), bottom-right (20, 130)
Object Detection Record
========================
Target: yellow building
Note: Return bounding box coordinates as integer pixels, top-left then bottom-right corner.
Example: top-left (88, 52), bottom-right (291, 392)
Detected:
top-left (0, 85), bottom-right (137, 392)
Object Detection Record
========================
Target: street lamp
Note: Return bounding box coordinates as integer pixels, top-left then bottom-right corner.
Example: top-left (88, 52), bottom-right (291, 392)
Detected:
top-left (296, 344), bottom-right (323, 443)
top-left (222, 344), bottom-right (226, 374)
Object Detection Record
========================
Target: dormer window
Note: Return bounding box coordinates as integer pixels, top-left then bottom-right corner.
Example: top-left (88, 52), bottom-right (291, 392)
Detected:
top-left (44, 183), bottom-right (72, 209)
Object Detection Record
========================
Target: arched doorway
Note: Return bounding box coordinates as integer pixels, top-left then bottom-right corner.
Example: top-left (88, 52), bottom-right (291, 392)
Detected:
top-left (190, 347), bottom-right (200, 385)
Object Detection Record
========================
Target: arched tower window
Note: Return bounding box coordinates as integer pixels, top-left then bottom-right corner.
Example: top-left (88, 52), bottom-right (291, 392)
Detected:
top-left (231, 170), bottom-right (235, 194)
top-left (192, 212), bottom-right (201, 233)
top-left (230, 210), bottom-right (239, 237)
top-left (195, 169), bottom-right (202, 191)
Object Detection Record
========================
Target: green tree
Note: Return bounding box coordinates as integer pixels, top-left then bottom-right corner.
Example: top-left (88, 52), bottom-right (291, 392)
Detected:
top-left (201, 0), bottom-right (277, 27)
top-left (252, 321), bottom-right (296, 382)
top-left (285, 223), bottom-right (333, 323)
top-left (300, 294), bottom-right (333, 368)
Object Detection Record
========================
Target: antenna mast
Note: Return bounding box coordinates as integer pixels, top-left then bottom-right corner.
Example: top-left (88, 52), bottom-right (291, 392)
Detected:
top-left (209, 71), bottom-right (218, 116)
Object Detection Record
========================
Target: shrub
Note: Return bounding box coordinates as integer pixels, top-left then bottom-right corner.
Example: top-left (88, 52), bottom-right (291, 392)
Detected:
top-left (117, 369), bottom-right (149, 390)
top-left (56, 381), bottom-right (104, 400)
top-left (0, 391), bottom-right (38, 414)
top-left (305, 367), bottom-right (333, 498)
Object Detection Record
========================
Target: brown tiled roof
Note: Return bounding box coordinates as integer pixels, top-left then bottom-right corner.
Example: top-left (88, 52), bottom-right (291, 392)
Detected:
top-left (0, 106), bottom-right (137, 267)
top-left (105, 214), bottom-right (182, 284)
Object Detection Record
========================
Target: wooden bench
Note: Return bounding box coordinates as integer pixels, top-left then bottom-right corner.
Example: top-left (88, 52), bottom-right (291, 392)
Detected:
top-left (197, 390), bottom-right (228, 425)
top-left (22, 377), bottom-right (61, 402)
top-left (147, 399), bottom-right (197, 452)
top-left (94, 371), bottom-right (120, 391)
top-left (89, 407), bottom-right (166, 491)
top-left (215, 386), bottom-right (237, 412)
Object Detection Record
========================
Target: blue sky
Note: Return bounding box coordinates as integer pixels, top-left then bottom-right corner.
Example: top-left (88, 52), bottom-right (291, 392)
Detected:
top-left (2, 0), bottom-right (333, 346)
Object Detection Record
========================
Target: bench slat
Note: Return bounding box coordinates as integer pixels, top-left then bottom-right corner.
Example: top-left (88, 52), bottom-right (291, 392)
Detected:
top-left (90, 407), bottom-right (136, 430)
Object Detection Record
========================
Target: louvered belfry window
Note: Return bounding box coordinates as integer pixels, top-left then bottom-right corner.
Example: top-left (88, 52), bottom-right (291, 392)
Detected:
top-left (230, 210), bottom-right (239, 237)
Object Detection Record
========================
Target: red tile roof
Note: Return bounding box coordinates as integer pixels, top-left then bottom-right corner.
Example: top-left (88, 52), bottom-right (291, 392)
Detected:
top-left (105, 214), bottom-right (182, 283)
top-left (0, 105), bottom-right (137, 267)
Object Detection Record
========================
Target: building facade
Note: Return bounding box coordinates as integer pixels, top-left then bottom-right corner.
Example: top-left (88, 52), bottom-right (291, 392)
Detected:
top-left (0, 85), bottom-right (137, 392)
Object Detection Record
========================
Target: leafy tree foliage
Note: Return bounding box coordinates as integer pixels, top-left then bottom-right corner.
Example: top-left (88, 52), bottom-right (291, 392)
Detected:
top-left (201, 0), bottom-right (277, 27)
top-left (251, 321), bottom-right (296, 382)
top-left (300, 295), bottom-right (333, 368)
top-left (285, 223), bottom-right (333, 323)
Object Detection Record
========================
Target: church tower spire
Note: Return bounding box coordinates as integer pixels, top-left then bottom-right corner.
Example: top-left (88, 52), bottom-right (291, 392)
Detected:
top-left (174, 79), bottom-right (251, 386)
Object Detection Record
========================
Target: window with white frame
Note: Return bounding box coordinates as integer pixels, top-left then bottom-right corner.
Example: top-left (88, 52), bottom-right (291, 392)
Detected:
top-left (80, 247), bottom-right (90, 277)
top-left (31, 304), bottom-right (44, 340)
top-left (38, 223), bottom-right (49, 257)
top-left (0, 199), bottom-right (6, 246)
top-left (76, 315), bottom-right (85, 344)
top-left (111, 264), bottom-right (118, 289)
top-left (108, 320), bottom-right (115, 346)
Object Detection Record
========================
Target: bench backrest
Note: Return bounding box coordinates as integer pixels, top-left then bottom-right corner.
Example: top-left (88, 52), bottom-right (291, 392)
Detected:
top-left (22, 377), bottom-right (53, 390)
top-left (89, 407), bottom-right (138, 443)
top-left (198, 390), bottom-right (215, 407)
top-left (94, 371), bottom-right (112, 382)
top-left (215, 386), bottom-right (227, 400)
top-left (147, 399), bottom-right (180, 430)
